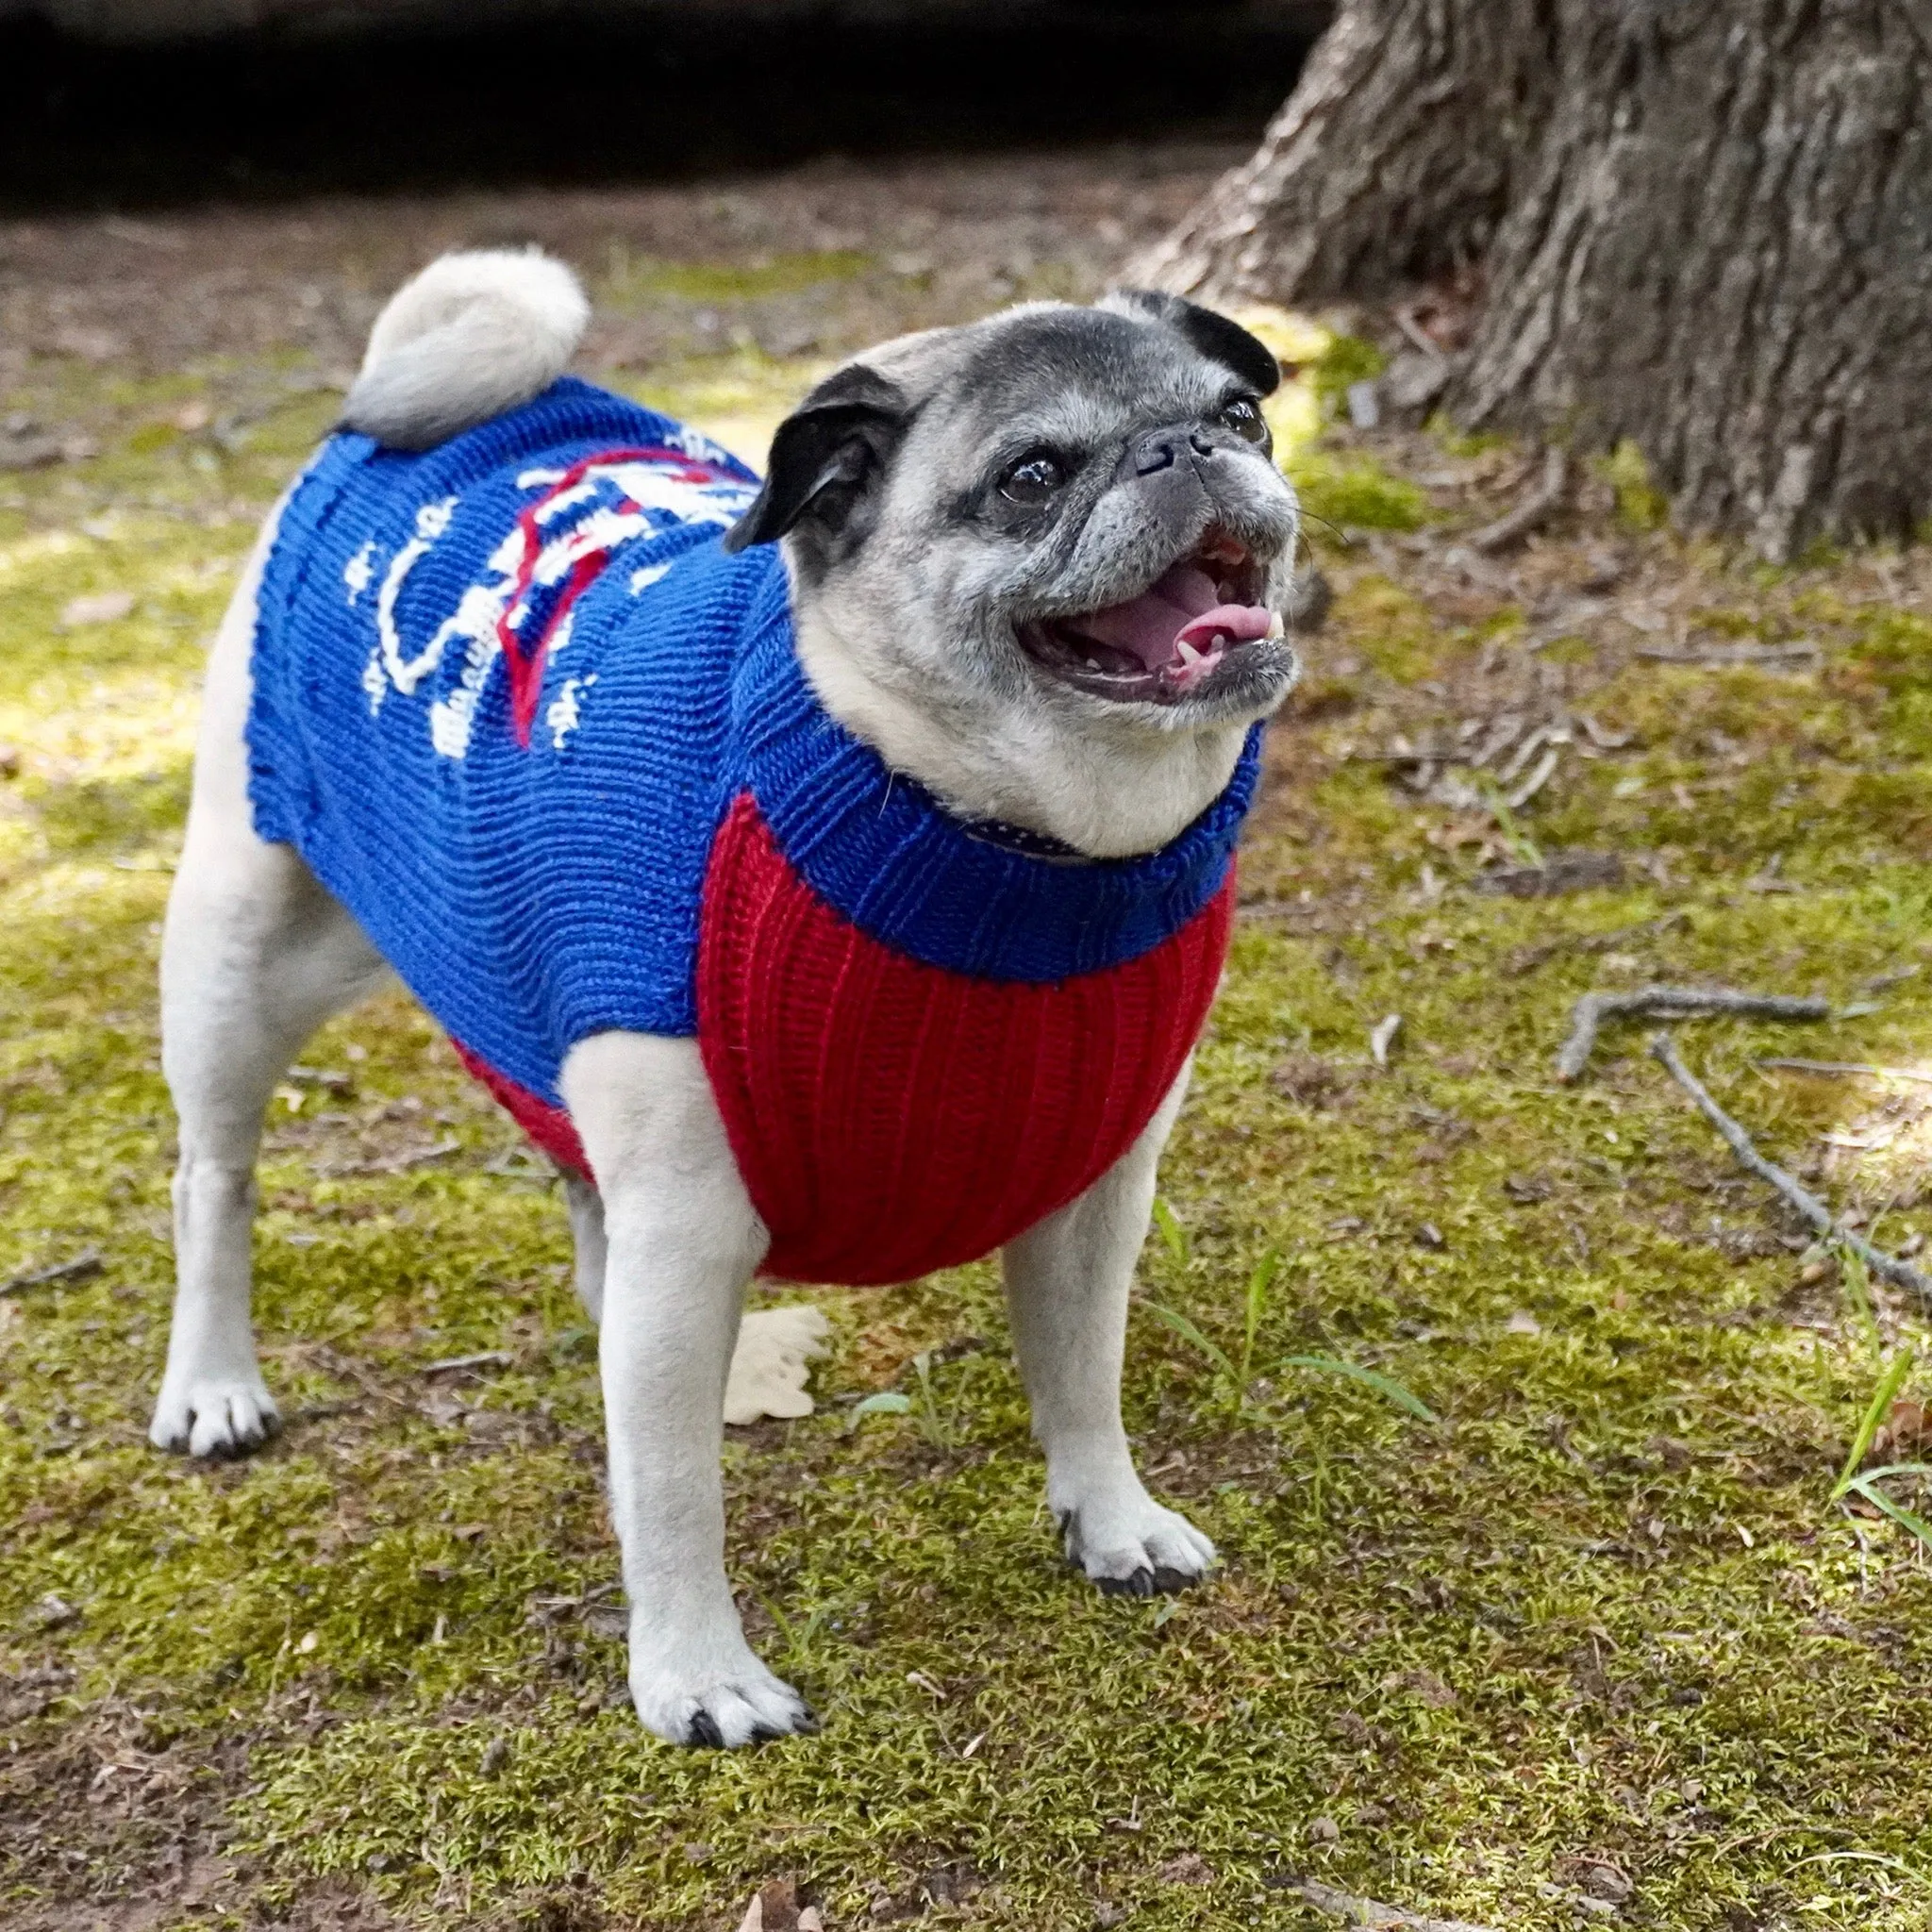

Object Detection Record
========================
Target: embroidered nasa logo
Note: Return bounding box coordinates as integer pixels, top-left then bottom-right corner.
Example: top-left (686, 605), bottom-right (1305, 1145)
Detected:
top-left (345, 440), bottom-right (758, 758)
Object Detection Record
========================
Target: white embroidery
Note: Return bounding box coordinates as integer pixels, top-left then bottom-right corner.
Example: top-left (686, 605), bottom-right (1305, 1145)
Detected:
top-left (546, 673), bottom-right (596, 751)
top-left (364, 455), bottom-right (753, 760)
top-left (375, 496), bottom-right (459, 694)
top-left (591, 459), bottom-right (756, 530)
top-left (428, 619), bottom-right (502, 760)
top-left (659, 423), bottom-right (742, 469)
top-left (342, 540), bottom-right (377, 604)
top-left (411, 526), bottom-right (526, 758)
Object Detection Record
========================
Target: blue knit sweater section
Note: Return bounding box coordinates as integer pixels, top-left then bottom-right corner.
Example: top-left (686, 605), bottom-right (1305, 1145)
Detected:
top-left (248, 378), bottom-right (1261, 1108)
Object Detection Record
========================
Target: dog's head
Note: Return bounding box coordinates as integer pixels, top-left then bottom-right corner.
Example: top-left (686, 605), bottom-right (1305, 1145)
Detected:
top-left (724, 292), bottom-right (1301, 744)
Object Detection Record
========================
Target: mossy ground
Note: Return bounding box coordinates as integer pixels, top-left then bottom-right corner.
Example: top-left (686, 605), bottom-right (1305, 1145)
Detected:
top-left (5, 194), bottom-right (1932, 1932)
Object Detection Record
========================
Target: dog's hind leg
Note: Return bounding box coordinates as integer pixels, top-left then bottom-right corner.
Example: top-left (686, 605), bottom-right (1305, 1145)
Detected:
top-left (151, 519), bottom-right (388, 1458)
top-left (1002, 1059), bottom-right (1217, 1596)
top-left (561, 1171), bottom-right (608, 1324)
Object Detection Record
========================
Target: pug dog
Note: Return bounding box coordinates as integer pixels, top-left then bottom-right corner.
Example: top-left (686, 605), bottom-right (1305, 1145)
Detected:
top-left (150, 250), bottom-right (1301, 1746)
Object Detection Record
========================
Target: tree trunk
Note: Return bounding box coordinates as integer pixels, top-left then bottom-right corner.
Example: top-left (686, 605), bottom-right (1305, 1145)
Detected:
top-left (1130, 0), bottom-right (1558, 306)
top-left (1142, 0), bottom-right (1932, 559)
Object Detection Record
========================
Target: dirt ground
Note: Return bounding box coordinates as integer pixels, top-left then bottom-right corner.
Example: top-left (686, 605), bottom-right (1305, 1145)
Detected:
top-left (0, 145), bottom-right (1231, 387)
top-left (6, 140), bottom-right (1932, 1932)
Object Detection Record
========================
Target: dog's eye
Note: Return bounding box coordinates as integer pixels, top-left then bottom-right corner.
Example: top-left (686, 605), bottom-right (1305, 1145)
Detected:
top-left (1218, 397), bottom-right (1268, 444)
top-left (998, 451), bottom-right (1066, 506)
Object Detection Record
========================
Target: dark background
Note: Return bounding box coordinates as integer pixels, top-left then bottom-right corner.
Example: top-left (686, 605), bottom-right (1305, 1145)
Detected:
top-left (1, 4), bottom-right (1326, 209)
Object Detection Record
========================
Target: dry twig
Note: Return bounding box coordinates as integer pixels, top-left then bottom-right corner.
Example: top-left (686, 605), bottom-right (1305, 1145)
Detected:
top-left (1, 1248), bottom-right (103, 1297)
top-left (1467, 446), bottom-right (1569, 556)
top-left (1504, 908), bottom-right (1688, 977)
top-left (1758, 1058), bottom-right (1932, 1086)
top-left (1635, 641), bottom-right (1819, 667)
top-left (1650, 1032), bottom-right (1932, 1304)
top-left (421, 1350), bottom-right (513, 1377)
top-left (1557, 985), bottom-right (1828, 1082)
top-left (1285, 1875), bottom-right (1502, 1931)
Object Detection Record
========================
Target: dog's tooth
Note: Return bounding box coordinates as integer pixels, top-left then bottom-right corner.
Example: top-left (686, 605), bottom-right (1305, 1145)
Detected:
top-left (1266, 611), bottom-right (1286, 640)
top-left (1175, 638), bottom-right (1203, 667)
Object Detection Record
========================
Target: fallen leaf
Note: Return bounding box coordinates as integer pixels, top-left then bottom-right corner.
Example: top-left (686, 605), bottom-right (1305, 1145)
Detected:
top-left (1159, 1850), bottom-right (1214, 1885)
top-left (59, 590), bottom-right (134, 627)
top-left (1272, 1052), bottom-right (1357, 1110)
top-left (1479, 850), bottom-right (1626, 898)
top-left (1505, 1310), bottom-right (1541, 1336)
top-left (1869, 1397), bottom-right (1932, 1464)
top-left (1389, 1669), bottom-right (1457, 1708)
top-left (738, 1874), bottom-right (804, 1932)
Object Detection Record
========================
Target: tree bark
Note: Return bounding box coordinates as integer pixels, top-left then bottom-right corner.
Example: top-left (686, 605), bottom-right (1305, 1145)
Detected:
top-left (1144, 0), bottom-right (1932, 559)
top-left (1129, 0), bottom-right (1558, 307)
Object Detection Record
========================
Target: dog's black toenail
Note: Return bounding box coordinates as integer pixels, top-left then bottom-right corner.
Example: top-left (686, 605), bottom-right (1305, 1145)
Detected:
top-left (1094, 1566), bottom-right (1157, 1597)
top-left (1149, 1565), bottom-right (1199, 1594)
top-left (686, 1710), bottom-right (725, 1748)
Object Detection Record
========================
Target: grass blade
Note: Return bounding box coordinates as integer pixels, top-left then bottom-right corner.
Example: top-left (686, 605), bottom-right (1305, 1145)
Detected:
top-left (1151, 1197), bottom-right (1191, 1265)
top-left (1279, 1352), bottom-right (1436, 1422)
top-left (1839, 1473), bottom-right (1932, 1550)
top-left (1148, 1302), bottom-right (1234, 1377)
top-left (1241, 1246), bottom-right (1281, 1383)
top-left (1840, 1243), bottom-right (1882, 1360)
top-left (1833, 1352), bottom-right (1913, 1496)
top-left (849, 1391), bottom-right (911, 1423)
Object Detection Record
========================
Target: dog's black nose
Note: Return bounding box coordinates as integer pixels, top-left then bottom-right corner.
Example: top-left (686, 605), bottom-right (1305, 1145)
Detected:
top-left (1126, 422), bottom-right (1224, 480)
top-left (1132, 430), bottom-right (1178, 476)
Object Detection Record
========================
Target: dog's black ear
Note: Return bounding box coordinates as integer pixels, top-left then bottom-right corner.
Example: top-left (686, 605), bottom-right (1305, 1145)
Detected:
top-left (1104, 290), bottom-right (1283, 398)
top-left (723, 365), bottom-right (910, 553)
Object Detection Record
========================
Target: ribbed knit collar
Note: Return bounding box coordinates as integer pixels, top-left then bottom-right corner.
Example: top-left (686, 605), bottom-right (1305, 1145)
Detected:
top-left (730, 558), bottom-right (1261, 984)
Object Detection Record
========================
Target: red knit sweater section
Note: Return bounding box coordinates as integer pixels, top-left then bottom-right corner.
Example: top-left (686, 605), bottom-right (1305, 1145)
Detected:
top-left (455, 795), bottom-right (1234, 1286)
top-left (695, 795), bottom-right (1231, 1285)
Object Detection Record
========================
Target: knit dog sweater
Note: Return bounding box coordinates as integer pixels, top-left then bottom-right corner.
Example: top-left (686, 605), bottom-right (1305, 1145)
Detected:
top-left (249, 378), bottom-right (1259, 1284)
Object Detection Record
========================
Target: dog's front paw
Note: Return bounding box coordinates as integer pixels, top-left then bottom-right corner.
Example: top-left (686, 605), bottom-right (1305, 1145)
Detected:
top-left (628, 1632), bottom-right (816, 1748)
top-left (149, 1375), bottom-right (280, 1458)
top-left (1059, 1487), bottom-right (1216, 1597)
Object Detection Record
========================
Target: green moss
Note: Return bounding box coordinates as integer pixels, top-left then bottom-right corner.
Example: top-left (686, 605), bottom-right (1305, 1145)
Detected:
top-left (1425, 418), bottom-right (1514, 459)
top-left (601, 248), bottom-right (874, 308)
top-left (8, 341), bottom-right (1932, 1932)
top-left (1288, 450), bottom-right (1431, 534)
top-left (1306, 332), bottom-right (1386, 416)
top-left (1603, 439), bottom-right (1671, 532)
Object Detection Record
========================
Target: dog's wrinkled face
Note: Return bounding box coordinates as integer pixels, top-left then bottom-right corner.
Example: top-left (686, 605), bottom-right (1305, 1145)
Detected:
top-left (725, 291), bottom-right (1301, 740)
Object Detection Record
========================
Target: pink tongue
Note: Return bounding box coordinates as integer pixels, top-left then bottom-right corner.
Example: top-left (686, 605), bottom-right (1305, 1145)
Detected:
top-left (1074, 560), bottom-right (1273, 671)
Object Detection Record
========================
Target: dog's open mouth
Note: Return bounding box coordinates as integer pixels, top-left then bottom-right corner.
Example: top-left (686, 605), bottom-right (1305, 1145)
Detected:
top-left (1017, 530), bottom-right (1282, 705)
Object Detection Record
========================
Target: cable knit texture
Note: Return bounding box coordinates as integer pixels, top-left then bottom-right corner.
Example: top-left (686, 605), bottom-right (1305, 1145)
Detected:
top-left (249, 378), bottom-right (1262, 1284)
